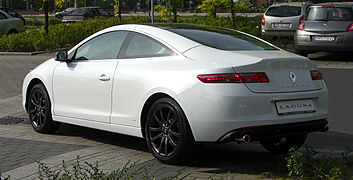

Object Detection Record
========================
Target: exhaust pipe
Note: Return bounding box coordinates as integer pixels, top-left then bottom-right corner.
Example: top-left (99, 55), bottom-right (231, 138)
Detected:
top-left (322, 125), bottom-right (329, 132)
top-left (235, 134), bottom-right (251, 144)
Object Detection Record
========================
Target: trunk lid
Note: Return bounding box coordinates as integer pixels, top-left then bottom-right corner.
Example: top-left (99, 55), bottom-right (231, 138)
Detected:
top-left (304, 21), bottom-right (352, 33)
top-left (183, 46), bottom-right (324, 93)
top-left (233, 51), bottom-right (323, 93)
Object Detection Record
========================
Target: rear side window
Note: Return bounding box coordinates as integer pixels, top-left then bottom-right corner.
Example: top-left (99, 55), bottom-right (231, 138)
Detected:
top-left (167, 28), bottom-right (277, 51)
top-left (266, 6), bottom-right (302, 17)
top-left (120, 33), bottom-right (175, 58)
top-left (306, 7), bottom-right (353, 21)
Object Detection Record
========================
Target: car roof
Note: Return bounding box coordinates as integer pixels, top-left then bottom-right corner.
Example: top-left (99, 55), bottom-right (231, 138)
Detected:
top-left (314, 2), bottom-right (353, 7)
top-left (270, 2), bottom-right (312, 7)
top-left (70, 24), bottom-right (201, 54)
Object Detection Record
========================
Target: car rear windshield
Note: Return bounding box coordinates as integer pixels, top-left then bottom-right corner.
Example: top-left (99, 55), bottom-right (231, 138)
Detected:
top-left (163, 27), bottom-right (277, 51)
top-left (166, 27), bottom-right (277, 51)
top-left (265, 6), bottom-right (302, 17)
top-left (306, 6), bottom-right (353, 21)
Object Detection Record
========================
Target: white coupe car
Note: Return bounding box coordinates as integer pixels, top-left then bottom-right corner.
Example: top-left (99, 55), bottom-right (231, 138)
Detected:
top-left (22, 24), bottom-right (329, 164)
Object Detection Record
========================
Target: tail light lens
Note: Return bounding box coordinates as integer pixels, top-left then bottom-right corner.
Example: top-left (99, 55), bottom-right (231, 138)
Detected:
top-left (297, 22), bottom-right (305, 31)
top-left (346, 23), bottom-right (353, 32)
top-left (299, 15), bottom-right (305, 24)
top-left (310, 70), bottom-right (323, 80)
top-left (261, 16), bottom-right (265, 26)
top-left (197, 72), bottom-right (269, 83)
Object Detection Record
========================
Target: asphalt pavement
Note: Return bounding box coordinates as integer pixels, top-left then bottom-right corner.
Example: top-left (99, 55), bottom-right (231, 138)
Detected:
top-left (0, 52), bottom-right (352, 179)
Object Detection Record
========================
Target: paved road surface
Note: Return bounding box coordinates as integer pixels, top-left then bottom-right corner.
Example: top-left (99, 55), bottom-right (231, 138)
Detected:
top-left (0, 52), bottom-right (352, 179)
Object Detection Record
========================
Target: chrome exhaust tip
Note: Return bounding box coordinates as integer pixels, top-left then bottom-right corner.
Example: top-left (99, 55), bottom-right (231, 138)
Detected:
top-left (235, 134), bottom-right (251, 144)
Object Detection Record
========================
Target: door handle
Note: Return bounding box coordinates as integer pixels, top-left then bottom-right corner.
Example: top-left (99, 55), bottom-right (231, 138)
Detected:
top-left (98, 74), bottom-right (110, 81)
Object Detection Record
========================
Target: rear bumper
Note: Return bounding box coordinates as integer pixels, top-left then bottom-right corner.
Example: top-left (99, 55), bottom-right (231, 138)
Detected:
top-left (295, 30), bottom-right (353, 52)
top-left (218, 119), bottom-right (328, 143)
top-left (261, 29), bottom-right (296, 37)
top-left (176, 83), bottom-right (329, 142)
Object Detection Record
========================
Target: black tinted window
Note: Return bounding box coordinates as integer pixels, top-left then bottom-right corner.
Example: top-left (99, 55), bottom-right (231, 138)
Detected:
top-left (121, 33), bottom-right (175, 58)
top-left (167, 28), bottom-right (276, 51)
top-left (75, 31), bottom-right (128, 60)
top-left (307, 7), bottom-right (353, 21)
top-left (266, 6), bottom-right (302, 17)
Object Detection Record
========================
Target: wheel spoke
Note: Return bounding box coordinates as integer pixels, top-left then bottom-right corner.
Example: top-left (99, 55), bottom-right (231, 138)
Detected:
top-left (30, 109), bottom-right (36, 114)
top-left (166, 109), bottom-right (171, 122)
top-left (31, 113), bottom-right (37, 121)
top-left (30, 98), bottom-right (38, 107)
top-left (168, 136), bottom-right (177, 147)
top-left (149, 127), bottom-right (162, 132)
top-left (151, 132), bottom-right (163, 142)
top-left (169, 130), bottom-right (180, 137)
top-left (164, 135), bottom-right (168, 155)
top-left (153, 113), bottom-right (163, 127)
top-left (159, 108), bottom-right (165, 123)
top-left (158, 136), bottom-right (165, 153)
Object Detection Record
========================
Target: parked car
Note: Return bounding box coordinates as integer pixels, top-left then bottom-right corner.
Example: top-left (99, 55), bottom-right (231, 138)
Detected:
top-left (62, 7), bottom-right (112, 22)
top-left (0, 7), bottom-right (25, 25)
top-left (54, 7), bottom-right (75, 19)
top-left (295, 2), bottom-right (353, 56)
top-left (22, 24), bottom-right (329, 164)
top-left (261, 2), bottom-right (313, 37)
top-left (0, 9), bottom-right (25, 36)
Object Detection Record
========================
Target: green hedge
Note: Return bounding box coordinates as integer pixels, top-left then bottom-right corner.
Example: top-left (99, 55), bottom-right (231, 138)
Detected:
top-left (0, 16), bottom-right (291, 52)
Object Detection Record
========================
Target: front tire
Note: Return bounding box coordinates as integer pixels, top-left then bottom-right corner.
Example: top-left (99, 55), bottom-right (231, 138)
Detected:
top-left (145, 98), bottom-right (194, 164)
top-left (260, 134), bottom-right (307, 154)
top-left (28, 84), bottom-right (61, 133)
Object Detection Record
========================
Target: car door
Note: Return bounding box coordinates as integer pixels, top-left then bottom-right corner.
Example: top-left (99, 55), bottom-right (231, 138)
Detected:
top-left (53, 31), bottom-right (128, 123)
top-left (111, 32), bottom-right (176, 127)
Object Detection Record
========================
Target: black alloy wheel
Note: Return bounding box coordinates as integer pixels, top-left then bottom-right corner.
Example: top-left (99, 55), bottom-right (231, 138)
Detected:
top-left (145, 98), bottom-right (193, 164)
top-left (28, 84), bottom-right (61, 133)
top-left (260, 133), bottom-right (308, 154)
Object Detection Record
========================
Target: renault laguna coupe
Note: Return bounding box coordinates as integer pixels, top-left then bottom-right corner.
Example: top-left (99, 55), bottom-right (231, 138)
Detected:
top-left (22, 24), bottom-right (328, 164)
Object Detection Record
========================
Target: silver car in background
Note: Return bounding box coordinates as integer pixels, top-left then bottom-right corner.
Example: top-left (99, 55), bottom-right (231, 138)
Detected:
top-left (295, 2), bottom-right (353, 56)
top-left (0, 9), bottom-right (25, 36)
top-left (262, 2), bottom-right (312, 37)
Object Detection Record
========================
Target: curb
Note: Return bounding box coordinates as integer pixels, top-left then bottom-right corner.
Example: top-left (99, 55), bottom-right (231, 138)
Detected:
top-left (0, 49), bottom-right (62, 56)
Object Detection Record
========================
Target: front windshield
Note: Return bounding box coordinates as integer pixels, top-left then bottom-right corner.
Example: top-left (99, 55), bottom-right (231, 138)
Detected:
top-left (306, 7), bottom-right (353, 21)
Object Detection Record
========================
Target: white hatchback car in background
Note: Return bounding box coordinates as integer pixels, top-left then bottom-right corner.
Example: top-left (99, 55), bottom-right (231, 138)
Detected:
top-left (22, 24), bottom-right (329, 164)
top-left (0, 9), bottom-right (25, 36)
top-left (262, 2), bottom-right (313, 37)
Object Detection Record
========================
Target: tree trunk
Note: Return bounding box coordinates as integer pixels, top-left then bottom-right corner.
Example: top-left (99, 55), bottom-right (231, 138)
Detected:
top-left (230, 0), bottom-right (236, 29)
top-left (44, 0), bottom-right (49, 34)
top-left (118, 0), bottom-right (121, 21)
top-left (172, 0), bottom-right (177, 23)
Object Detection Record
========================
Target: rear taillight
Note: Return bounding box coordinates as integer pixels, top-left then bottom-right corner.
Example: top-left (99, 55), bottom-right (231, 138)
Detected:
top-left (261, 16), bottom-right (265, 26)
top-left (197, 73), bottom-right (269, 83)
top-left (310, 70), bottom-right (323, 80)
top-left (346, 23), bottom-right (353, 32)
top-left (297, 22), bottom-right (305, 31)
top-left (299, 15), bottom-right (305, 24)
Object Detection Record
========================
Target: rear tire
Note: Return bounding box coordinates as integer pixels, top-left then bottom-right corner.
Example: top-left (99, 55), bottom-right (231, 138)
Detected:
top-left (145, 98), bottom-right (194, 164)
top-left (7, 29), bottom-right (17, 36)
top-left (295, 49), bottom-right (309, 57)
top-left (260, 134), bottom-right (307, 154)
top-left (28, 84), bottom-right (61, 133)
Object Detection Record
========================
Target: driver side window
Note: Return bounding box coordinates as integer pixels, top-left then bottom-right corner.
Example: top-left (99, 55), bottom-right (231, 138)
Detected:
top-left (74, 31), bottom-right (128, 60)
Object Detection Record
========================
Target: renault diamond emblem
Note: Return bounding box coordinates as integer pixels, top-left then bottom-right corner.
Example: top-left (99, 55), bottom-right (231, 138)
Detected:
top-left (289, 72), bottom-right (296, 83)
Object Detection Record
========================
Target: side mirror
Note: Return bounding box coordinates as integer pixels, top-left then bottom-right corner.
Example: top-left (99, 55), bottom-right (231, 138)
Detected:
top-left (54, 50), bottom-right (69, 62)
